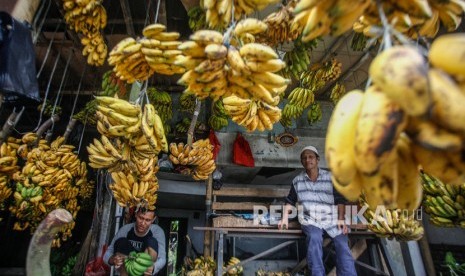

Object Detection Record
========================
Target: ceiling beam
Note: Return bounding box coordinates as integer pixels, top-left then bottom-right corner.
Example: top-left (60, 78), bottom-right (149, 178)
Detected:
top-left (120, 0), bottom-right (136, 36)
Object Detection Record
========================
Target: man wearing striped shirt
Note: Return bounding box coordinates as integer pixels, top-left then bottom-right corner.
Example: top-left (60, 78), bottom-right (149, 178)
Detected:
top-left (278, 146), bottom-right (356, 276)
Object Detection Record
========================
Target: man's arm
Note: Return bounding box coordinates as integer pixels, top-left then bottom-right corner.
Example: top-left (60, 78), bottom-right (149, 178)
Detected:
top-left (151, 225), bottom-right (166, 274)
top-left (103, 224), bottom-right (133, 266)
top-left (278, 184), bottom-right (297, 229)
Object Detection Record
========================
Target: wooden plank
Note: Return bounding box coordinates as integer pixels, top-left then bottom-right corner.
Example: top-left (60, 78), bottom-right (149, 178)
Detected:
top-left (212, 216), bottom-right (301, 229)
top-left (212, 201), bottom-right (274, 211)
top-left (212, 186), bottom-right (289, 197)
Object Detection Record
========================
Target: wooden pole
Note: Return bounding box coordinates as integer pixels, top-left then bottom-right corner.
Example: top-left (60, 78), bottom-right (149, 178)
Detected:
top-left (203, 174), bottom-right (213, 257)
top-left (418, 235), bottom-right (436, 276)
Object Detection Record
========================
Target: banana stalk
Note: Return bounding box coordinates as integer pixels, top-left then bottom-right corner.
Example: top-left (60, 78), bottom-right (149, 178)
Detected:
top-left (26, 209), bottom-right (74, 276)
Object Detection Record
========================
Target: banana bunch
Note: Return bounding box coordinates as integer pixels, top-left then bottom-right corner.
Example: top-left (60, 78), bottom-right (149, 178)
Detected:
top-left (291, 0), bottom-right (371, 42)
top-left (421, 172), bottom-right (465, 228)
top-left (329, 82), bottom-right (346, 104)
top-left (301, 58), bottom-right (342, 91)
top-left (147, 87), bottom-right (173, 133)
top-left (429, 0), bottom-right (465, 32)
top-left (223, 256), bottom-right (244, 275)
top-left (0, 139), bottom-right (20, 209)
top-left (110, 169), bottom-right (159, 208)
top-left (184, 256), bottom-right (216, 276)
top-left (223, 95), bottom-right (282, 132)
top-left (169, 139), bottom-right (216, 180)
top-left (108, 37), bottom-right (155, 83)
top-left (199, 0), bottom-right (278, 29)
top-left (256, 270), bottom-right (290, 276)
top-left (306, 102), bottom-right (322, 125)
top-left (280, 38), bottom-right (314, 80)
top-left (179, 93), bottom-right (197, 113)
top-left (9, 135), bottom-right (89, 246)
top-left (175, 117), bottom-right (194, 134)
top-left (362, 199), bottom-right (424, 241)
top-left (232, 18), bottom-right (268, 45)
top-left (188, 6), bottom-right (209, 32)
top-left (62, 0), bottom-right (107, 66)
top-left (140, 24), bottom-right (185, 75)
top-left (72, 99), bottom-right (98, 126)
top-left (209, 99), bottom-right (229, 131)
top-left (177, 30), bottom-right (229, 101)
top-left (99, 70), bottom-right (130, 99)
top-left (287, 87), bottom-right (315, 109)
top-left (124, 251), bottom-right (154, 276)
top-left (258, 1), bottom-right (299, 46)
top-left (37, 100), bottom-right (62, 117)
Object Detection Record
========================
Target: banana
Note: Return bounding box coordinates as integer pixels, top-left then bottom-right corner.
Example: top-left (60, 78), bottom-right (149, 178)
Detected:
top-left (227, 45), bottom-right (251, 75)
top-left (204, 44), bottom-right (228, 60)
top-left (369, 46), bottom-right (430, 116)
top-left (331, 173), bottom-right (363, 202)
top-left (325, 90), bottom-right (364, 186)
top-left (239, 43), bottom-right (278, 61)
top-left (245, 59), bottom-right (286, 73)
top-left (429, 33), bottom-right (465, 78)
top-left (330, 0), bottom-right (370, 36)
top-left (234, 18), bottom-right (268, 36)
top-left (142, 23), bottom-right (166, 38)
top-left (189, 30), bottom-right (223, 45)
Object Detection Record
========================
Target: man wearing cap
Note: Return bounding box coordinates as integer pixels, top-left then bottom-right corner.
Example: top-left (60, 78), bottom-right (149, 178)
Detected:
top-left (278, 146), bottom-right (356, 276)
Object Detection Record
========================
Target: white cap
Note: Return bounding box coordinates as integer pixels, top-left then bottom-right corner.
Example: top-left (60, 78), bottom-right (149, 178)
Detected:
top-left (300, 146), bottom-right (319, 157)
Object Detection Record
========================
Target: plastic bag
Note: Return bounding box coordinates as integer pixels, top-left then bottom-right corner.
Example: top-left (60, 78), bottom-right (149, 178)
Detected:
top-left (85, 245), bottom-right (110, 276)
top-left (209, 129), bottom-right (221, 160)
top-left (0, 12), bottom-right (40, 102)
top-left (232, 133), bottom-right (255, 167)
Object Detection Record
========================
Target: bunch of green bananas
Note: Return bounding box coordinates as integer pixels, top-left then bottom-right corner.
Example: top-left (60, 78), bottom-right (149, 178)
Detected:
top-left (329, 83), bottom-right (346, 105)
top-left (209, 99), bottom-right (229, 130)
top-left (73, 99), bottom-right (98, 126)
top-left (124, 251), bottom-right (154, 276)
top-left (187, 6), bottom-right (208, 32)
top-left (280, 37), bottom-right (316, 80)
top-left (362, 200), bottom-right (424, 242)
top-left (175, 117), bottom-right (199, 134)
top-left (421, 172), bottom-right (465, 228)
top-left (307, 102), bottom-right (322, 125)
top-left (99, 70), bottom-right (130, 99)
top-left (147, 87), bottom-right (173, 133)
top-left (350, 32), bottom-right (368, 52)
top-left (61, 254), bottom-right (77, 276)
top-left (179, 93), bottom-right (197, 114)
top-left (38, 100), bottom-right (62, 117)
top-left (280, 103), bottom-right (304, 128)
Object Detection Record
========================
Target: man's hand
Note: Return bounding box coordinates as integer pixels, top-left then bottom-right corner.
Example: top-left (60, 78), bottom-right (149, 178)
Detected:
top-left (111, 253), bottom-right (124, 268)
top-left (337, 219), bottom-right (348, 235)
top-left (144, 265), bottom-right (154, 275)
top-left (278, 218), bottom-right (288, 230)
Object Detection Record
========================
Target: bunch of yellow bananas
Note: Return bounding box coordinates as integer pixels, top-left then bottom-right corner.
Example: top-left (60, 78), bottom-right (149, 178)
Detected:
top-left (223, 96), bottom-right (282, 132)
top-left (258, 1), bottom-right (300, 46)
top-left (177, 30), bottom-right (229, 101)
top-left (301, 58), bottom-right (342, 90)
top-left (223, 256), bottom-right (244, 276)
top-left (256, 269), bottom-right (290, 276)
top-left (184, 256), bottom-right (216, 276)
top-left (199, 0), bottom-right (278, 29)
top-left (329, 82), bottom-right (346, 104)
top-left (169, 139), bottom-right (216, 180)
top-left (141, 24), bottom-right (185, 75)
top-left (110, 170), bottom-right (159, 209)
top-left (9, 135), bottom-right (89, 247)
top-left (291, 0), bottom-right (371, 42)
top-left (362, 198), bottom-right (424, 241)
top-left (421, 172), bottom-right (465, 228)
top-left (62, 0), bottom-right (107, 66)
top-left (353, 0), bottom-right (465, 39)
top-left (0, 138), bottom-right (20, 211)
top-left (326, 35), bottom-right (465, 215)
top-left (232, 18), bottom-right (268, 46)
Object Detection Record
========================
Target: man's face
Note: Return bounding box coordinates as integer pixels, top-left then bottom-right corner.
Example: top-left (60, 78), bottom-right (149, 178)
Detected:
top-left (301, 150), bottom-right (319, 170)
top-left (135, 211), bottom-right (155, 235)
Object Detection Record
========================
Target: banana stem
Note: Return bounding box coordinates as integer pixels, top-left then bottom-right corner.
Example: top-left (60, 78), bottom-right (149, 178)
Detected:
top-left (34, 114), bottom-right (60, 147)
top-left (187, 99), bottom-right (202, 146)
top-left (0, 106), bottom-right (24, 144)
top-left (63, 118), bottom-right (77, 144)
top-left (376, 0), bottom-right (392, 49)
top-left (26, 208), bottom-right (73, 276)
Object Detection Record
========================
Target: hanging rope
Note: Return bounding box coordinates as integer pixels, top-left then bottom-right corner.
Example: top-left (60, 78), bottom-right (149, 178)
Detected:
top-left (36, 22), bottom-right (61, 78)
top-left (70, 65), bottom-right (87, 119)
top-left (33, 0), bottom-right (52, 44)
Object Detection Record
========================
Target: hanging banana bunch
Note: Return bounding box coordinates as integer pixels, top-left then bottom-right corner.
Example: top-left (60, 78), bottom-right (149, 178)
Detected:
top-left (61, 0), bottom-right (108, 66)
top-left (258, 0), bottom-right (300, 46)
top-left (0, 138), bottom-right (21, 212)
top-left (99, 70), bottom-right (130, 99)
top-left (421, 172), bottom-right (465, 228)
top-left (329, 82), bottom-right (346, 104)
top-left (147, 87), bottom-right (173, 134)
top-left (72, 99), bottom-right (98, 126)
top-left (187, 6), bottom-right (209, 32)
top-left (179, 93), bottom-right (197, 114)
top-left (37, 100), bottom-right (62, 117)
top-left (280, 86), bottom-right (314, 127)
top-left (280, 37), bottom-right (315, 80)
top-left (169, 139), bottom-right (216, 180)
top-left (301, 58), bottom-right (342, 91)
top-left (208, 99), bottom-right (229, 131)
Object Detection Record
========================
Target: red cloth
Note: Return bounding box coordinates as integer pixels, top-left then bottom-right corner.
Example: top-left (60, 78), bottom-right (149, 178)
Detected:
top-left (232, 133), bottom-right (255, 167)
top-left (85, 245), bottom-right (110, 276)
top-left (209, 129), bottom-right (221, 160)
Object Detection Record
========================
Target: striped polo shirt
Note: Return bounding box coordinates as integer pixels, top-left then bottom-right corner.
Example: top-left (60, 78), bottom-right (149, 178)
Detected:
top-left (285, 168), bottom-right (346, 238)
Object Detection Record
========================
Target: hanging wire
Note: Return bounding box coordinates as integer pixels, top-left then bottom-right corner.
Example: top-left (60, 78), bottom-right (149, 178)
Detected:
top-left (144, 0), bottom-right (153, 27)
top-left (77, 115), bottom-right (87, 154)
top-left (36, 23), bottom-right (61, 78)
top-left (33, 0), bottom-right (52, 44)
top-left (51, 49), bottom-right (73, 118)
top-left (154, 0), bottom-right (161, 24)
top-left (70, 65), bottom-right (87, 118)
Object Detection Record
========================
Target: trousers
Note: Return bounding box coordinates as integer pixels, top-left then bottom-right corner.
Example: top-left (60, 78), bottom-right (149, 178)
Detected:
top-left (302, 224), bottom-right (357, 276)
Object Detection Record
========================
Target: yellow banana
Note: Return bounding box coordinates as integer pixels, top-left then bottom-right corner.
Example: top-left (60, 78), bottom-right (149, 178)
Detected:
top-left (429, 33), bottom-right (465, 77)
